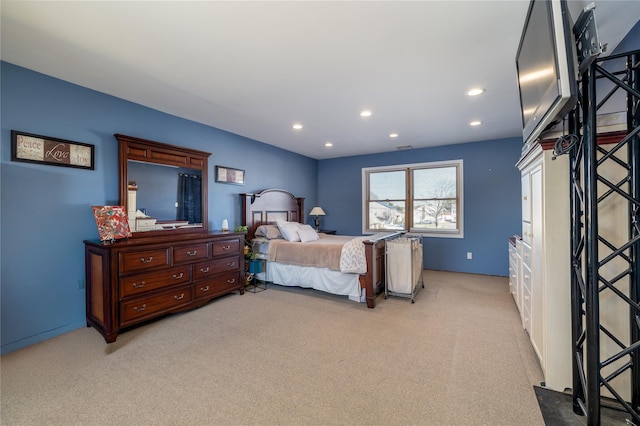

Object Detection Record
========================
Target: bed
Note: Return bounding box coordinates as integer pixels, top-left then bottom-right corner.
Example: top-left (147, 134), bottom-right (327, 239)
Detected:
top-left (240, 189), bottom-right (397, 308)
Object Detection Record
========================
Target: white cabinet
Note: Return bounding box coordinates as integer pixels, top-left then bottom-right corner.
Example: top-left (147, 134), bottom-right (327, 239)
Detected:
top-left (508, 239), bottom-right (521, 313)
top-left (516, 143), bottom-right (571, 392)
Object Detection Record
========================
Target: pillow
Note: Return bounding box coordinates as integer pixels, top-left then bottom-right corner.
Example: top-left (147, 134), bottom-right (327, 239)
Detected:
top-left (276, 220), bottom-right (301, 242)
top-left (298, 224), bottom-right (319, 242)
top-left (254, 224), bottom-right (283, 239)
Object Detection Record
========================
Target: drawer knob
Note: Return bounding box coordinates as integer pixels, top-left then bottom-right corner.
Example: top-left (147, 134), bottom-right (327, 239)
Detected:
top-left (187, 251), bottom-right (197, 256)
top-left (140, 256), bottom-right (154, 263)
top-left (132, 281), bottom-right (146, 289)
top-left (134, 304), bottom-right (147, 312)
top-left (200, 267), bottom-right (210, 273)
top-left (222, 245), bottom-right (231, 251)
top-left (174, 293), bottom-right (185, 300)
top-left (200, 286), bottom-right (210, 293)
top-left (227, 262), bottom-right (236, 267)
top-left (173, 273), bottom-right (184, 280)
top-left (227, 278), bottom-right (236, 284)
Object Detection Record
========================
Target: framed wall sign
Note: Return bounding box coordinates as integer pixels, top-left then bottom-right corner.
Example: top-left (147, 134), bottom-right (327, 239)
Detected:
top-left (216, 166), bottom-right (245, 185)
top-left (11, 130), bottom-right (95, 170)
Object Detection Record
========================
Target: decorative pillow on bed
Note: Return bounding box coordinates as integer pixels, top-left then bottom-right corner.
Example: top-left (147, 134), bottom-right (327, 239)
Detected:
top-left (254, 224), bottom-right (283, 239)
top-left (297, 224), bottom-right (319, 242)
top-left (276, 220), bottom-right (301, 242)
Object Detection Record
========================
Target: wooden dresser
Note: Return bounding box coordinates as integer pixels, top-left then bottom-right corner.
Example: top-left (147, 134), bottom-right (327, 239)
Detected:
top-left (84, 231), bottom-right (245, 343)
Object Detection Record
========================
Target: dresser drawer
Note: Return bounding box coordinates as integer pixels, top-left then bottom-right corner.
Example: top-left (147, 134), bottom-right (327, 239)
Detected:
top-left (523, 303), bottom-right (531, 334)
top-left (173, 243), bottom-right (209, 264)
top-left (193, 260), bottom-right (216, 280)
top-left (509, 243), bottom-right (519, 263)
top-left (213, 256), bottom-right (240, 272)
top-left (509, 267), bottom-right (518, 293)
top-left (120, 265), bottom-right (191, 298)
top-left (120, 285), bottom-right (192, 325)
top-left (193, 271), bottom-right (241, 300)
top-left (522, 263), bottom-right (532, 294)
top-left (194, 256), bottom-right (240, 280)
top-left (212, 239), bottom-right (240, 256)
top-left (521, 242), bottom-right (532, 267)
top-left (120, 248), bottom-right (170, 274)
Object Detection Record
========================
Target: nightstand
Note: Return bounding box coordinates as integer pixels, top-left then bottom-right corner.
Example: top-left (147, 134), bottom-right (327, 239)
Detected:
top-left (319, 229), bottom-right (336, 235)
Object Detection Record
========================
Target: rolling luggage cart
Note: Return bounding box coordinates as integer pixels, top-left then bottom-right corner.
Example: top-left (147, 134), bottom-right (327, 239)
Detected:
top-left (384, 235), bottom-right (424, 303)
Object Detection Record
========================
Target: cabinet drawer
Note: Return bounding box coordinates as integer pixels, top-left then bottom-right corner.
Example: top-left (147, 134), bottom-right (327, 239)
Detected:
top-left (522, 263), bottom-right (532, 294)
top-left (193, 256), bottom-right (240, 280)
top-left (173, 243), bottom-right (209, 264)
top-left (120, 285), bottom-right (192, 325)
top-left (213, 256), bottom-right (240, 272)
top-left (193, 260), bottom-right (216, 280)
top-left (120, 248), bottom-right (170, 274)
top-left (120, 265), bottom-right (191, 298)
top-left (212, 239), bottom-right (240, 256)
top-left (193, 272), bottom-right (241, 300)
top-left (523, 303), bottom-right (531, 334)
top-left (521, 242), bottom-right (532, 267)
top-left (509, 244), bottom-right (520, 263)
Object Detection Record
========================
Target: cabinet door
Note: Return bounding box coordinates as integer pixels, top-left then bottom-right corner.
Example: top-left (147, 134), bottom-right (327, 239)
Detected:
top-left (530, 167), bottom-right (544, 367)
top-left (521, 172), bottom-right (531, 223)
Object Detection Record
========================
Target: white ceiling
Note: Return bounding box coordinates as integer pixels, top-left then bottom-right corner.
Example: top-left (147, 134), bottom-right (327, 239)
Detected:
top-left (2, 1), bottom-right (639, 159)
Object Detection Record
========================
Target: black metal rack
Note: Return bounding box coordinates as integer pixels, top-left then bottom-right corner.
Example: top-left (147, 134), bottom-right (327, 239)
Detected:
top-left (569, 48), bottom-right (640, 425)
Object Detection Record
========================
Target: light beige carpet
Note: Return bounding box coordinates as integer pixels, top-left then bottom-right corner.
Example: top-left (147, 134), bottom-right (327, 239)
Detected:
top-left (1, 270), bottom-right (545, 425)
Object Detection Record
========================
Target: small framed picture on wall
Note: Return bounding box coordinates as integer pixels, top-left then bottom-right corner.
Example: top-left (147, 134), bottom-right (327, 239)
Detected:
top-left (215, 166), bottom-right (245, 185)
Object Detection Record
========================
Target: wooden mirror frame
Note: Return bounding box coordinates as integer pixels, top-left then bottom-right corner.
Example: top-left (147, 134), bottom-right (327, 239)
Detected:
top-left (116, 134), bottom-right (211, 237)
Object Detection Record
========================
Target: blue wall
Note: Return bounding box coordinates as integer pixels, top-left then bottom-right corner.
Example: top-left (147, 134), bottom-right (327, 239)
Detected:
top-left (613, 20), bottom-right (640, 54)
top-left (317, 138), bottom-right (523, 276)
top-left (0, 61), bottom-right (526, 355)
top-left (0, 62), bottom-right (317, 354)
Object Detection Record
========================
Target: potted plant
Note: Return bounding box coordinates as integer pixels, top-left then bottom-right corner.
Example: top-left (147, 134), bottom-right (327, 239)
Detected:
top-left (246, 249), bottom-right (263, 274)
top-left (248, 260), bottom-right (263, 274)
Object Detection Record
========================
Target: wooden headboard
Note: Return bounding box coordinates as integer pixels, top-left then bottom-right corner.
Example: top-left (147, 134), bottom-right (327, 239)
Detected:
top-left (240, 189), bottom-right (305, 240)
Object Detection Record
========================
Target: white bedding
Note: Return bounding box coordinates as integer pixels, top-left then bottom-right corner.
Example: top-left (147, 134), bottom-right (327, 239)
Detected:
top-left (250, 232), bottom-right (396, 303)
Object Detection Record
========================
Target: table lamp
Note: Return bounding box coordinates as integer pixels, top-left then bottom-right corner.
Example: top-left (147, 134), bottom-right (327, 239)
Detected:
top-left (309, 207), bottom-right (326, 231)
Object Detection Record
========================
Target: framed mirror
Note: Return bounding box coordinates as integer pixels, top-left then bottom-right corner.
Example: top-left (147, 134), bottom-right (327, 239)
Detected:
top-left (116, 134), bottom-right (211, 237)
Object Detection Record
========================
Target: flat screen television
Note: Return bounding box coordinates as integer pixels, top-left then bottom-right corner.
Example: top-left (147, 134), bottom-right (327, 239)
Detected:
top-left (516, 0), bottom-right (578, 148)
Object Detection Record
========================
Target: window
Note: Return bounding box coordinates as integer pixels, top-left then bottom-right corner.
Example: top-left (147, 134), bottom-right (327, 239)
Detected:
top-left (363, 160), bottom-right (463, 238)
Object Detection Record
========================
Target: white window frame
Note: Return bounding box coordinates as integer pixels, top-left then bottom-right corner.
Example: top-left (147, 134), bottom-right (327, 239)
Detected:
top-left (362, 159), bottom-right (463, 238)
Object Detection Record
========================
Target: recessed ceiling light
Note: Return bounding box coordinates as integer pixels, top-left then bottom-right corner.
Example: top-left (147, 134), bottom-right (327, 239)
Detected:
top-left (466, 88), bottom-right (485, 97)
top-left (360, 110), bottom-right (372, 117)
top-left (292, 123), bottom-right (303, 130)
top-left (389, 133), bottom-right (399, 138)
top-left (325, 142), bottom-right (333, 147)
top-left (469, 120), bottom-right (483, 126)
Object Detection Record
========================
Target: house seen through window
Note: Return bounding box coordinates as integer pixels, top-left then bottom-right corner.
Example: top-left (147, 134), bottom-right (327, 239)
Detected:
top-left (363, 160), bottom-right (463, 238)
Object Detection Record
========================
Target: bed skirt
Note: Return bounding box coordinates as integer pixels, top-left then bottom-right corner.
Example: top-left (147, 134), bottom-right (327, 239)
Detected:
top-left (266, 261), bottom-right (363, 303)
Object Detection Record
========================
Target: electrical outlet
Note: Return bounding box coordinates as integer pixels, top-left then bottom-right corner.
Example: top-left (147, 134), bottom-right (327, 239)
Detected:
top-left (467, 252), bottom-right (473, 260)
top-left (77, 279), bottom-right (85, 289)
top-left (175, 201), bottom-right (179, 208)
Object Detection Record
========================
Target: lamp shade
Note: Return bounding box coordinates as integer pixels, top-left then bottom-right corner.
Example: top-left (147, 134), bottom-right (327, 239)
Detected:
top-left (309, 207), bottom-right (326, 216)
